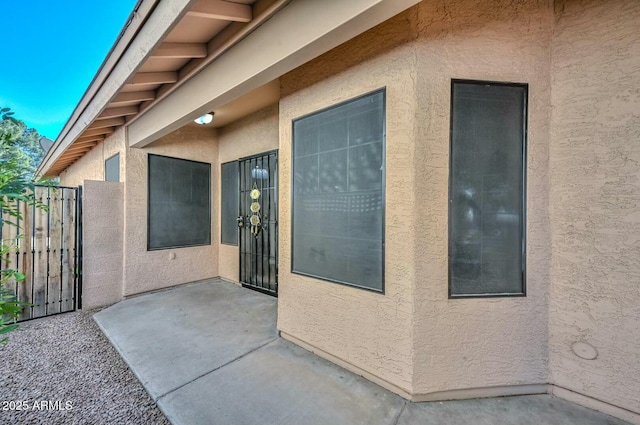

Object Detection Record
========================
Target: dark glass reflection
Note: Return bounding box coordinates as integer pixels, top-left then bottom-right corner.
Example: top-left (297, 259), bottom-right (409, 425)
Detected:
top-left (449, 82), bottom-right (526, 296)
top-left (293, 90), bottom-right (385, 291)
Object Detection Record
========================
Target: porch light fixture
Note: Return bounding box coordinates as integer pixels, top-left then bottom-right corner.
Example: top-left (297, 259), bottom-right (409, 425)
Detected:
top-left (194, 113), bottom-right (214, 125)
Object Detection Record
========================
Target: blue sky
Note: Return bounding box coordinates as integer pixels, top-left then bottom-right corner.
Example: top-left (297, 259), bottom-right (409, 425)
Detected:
top-left (0, 1), bottom-right (138, 139)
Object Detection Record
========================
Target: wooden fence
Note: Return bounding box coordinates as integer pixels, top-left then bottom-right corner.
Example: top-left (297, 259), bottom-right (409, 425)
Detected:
top-left (1, 185), bottom-right (81, 321)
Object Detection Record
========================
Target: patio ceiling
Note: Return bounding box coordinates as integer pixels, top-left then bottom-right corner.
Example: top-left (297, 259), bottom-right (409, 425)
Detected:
top-left (45, 0), bottom-right (287, 176)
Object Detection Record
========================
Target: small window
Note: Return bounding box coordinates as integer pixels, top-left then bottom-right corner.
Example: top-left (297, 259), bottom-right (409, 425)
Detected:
top-left (148, 154), bottom-right (211, 250)
top-left (292, 89), bottom-right (385, 292)
top-left (449, 80), bottom-right (527, 297)
top-left (221, 161), bottom-right (239, 245)
top-left (105, 153), bottom-right (120, 182)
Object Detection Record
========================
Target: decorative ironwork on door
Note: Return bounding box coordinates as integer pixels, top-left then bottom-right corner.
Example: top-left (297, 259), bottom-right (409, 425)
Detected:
top-left (238, 151), bottom-right (278, 296)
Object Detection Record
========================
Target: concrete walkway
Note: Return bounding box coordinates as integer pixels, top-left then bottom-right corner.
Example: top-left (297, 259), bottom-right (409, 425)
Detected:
top-left (94, 279), bottom-right (629, 425)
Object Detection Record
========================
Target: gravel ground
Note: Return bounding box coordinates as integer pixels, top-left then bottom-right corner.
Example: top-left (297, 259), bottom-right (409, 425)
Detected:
top-left (0, 311), bottom-right (170, 425)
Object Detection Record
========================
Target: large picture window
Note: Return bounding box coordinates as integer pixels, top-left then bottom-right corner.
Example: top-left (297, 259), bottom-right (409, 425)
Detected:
top-left (449, 80), bottom-right (527, 297)
top-left (292, 89), bottom-right (385, 292)
top-left (221, 161), bottom-right (239, 245)
top-left (148, 154), bottom-right (211, 250)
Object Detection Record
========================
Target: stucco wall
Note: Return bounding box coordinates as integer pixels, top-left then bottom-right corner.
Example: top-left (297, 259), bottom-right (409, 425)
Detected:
top-left (279, 0), bottom-right (554, 397)
top-left (549, 0), bottom-right (640, 419)
top-left (411, 0), bottom-right (552, 397)
top-left (278, 11), bottom-right (419, 393)
top-left (217, 104), bottom-right (280, 283)
top-left (54, 0), bottom-right (639, 418)
top-left (82, 180), bottom-right (124, 309)
top-left (60, 127), bottom-right (126, 187)
top-left (123, 125), bottom-right (219, 295)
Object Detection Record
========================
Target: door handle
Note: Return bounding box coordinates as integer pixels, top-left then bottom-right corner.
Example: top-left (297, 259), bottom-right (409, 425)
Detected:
top-left (237, 216), bottom-right (244, 228)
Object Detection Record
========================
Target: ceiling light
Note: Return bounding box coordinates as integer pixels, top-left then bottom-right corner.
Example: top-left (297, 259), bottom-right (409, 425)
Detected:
top-left (194, 113), bottom-right (214, 125)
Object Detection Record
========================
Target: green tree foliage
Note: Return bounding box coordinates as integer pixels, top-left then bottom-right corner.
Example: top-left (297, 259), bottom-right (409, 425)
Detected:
top-left (0, 111), bottom-right (45, 180)
top-left (0, 107), bottom-right (47, 344)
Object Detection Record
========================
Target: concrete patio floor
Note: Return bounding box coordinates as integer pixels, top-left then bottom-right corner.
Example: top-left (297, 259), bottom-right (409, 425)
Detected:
top-left (94, 279), bottom-right (629, 425)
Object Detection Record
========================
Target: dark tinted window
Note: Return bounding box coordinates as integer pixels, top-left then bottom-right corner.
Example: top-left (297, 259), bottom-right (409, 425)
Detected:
top-left (449, 80), bottom-right (527, 297)
top-left (148, 154), bottom-right (211, 250)
top-left (105, 153), bottom-right (119, 182)
top-left (292, 89), bottom-right (385, 292)
top-left (221, 161), bottom-right (239, 245)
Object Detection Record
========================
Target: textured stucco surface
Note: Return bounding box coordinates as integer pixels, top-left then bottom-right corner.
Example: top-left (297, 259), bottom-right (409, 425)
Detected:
top-left (279, 0), bottom-right (553, 396)
top-left (123, 126), bottom-right (219, 296)
top-left (54, 0), bottom-right (639, 419)
top-left (60, 126), bottom-right (218, 300)
top-left (278, 10), bottom-right (420, 392)
top-left (411, 0), bottom-right (552, 395)
top-left (217, 104), bottom-right (280, 283)
top-left (82, 180), bottom-right (124, 309)
top-left (60, 127), bottom-right (126, 187)
top-left (549, 0), bottom-right (640, 418)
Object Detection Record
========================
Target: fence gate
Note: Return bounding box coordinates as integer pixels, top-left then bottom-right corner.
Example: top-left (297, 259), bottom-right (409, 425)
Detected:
top-left (1, 185), bottom-right (82, 321)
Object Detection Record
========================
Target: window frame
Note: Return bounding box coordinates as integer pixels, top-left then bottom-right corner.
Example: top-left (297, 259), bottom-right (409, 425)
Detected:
top-left (448, 79), bottom-right (528, 299)
top-left (147, 153), bottom-right (212, 251)
top-left (220, 160), bottom-right (239, 246)
top-left (290, 88), bottom-right (387, 294)
top-left (105, 153), bottom-right (120, 182)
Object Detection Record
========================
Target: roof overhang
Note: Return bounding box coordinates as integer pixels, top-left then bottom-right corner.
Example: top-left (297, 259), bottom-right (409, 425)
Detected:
top-left (37, 0), bottom-right (421, 177)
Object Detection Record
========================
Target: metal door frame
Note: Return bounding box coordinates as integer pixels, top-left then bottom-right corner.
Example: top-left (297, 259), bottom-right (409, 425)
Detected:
top-left (238, 150), bottom-right (278, 296)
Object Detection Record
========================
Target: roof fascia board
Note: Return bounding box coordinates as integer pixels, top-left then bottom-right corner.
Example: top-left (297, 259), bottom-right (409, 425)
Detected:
top-left (38, 0), bottom-right (196, 176)
top-left (127, 0), bottom-right (421, 148)
top-left (37, 0), bottom-right (156, 177)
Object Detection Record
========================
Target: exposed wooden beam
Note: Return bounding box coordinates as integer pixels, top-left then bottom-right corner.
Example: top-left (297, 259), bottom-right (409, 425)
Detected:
top-left (54, 157), bottom-right (80, 166)
top-left (151, 42), bottom-right (207, 59)
top-left (63, 146), bottom-right (93, 155)
top-left (97, 105), bottom-right (139, 120)
top-left (75, 135), bottom-right (105, 144)
top-left (88, 117), bottom-right (125, 129)
top-left (128, 0), bottom-right (289, 127)
top-left (110, 91), bottom-right (156, 107)
top-left (187, 0), bottom-right (252, 22)
top-left (141, 84), bottom-right (175, 115)
top-left (58, 154), bottom-right (84, 164)
top-left (82, 127), bottom-right (115, 138)
top-left (60, 151), bottom-right (87, 159)
top-left (57, 155), bottom-right (85, 164)
top-left (56, 157), bottom-right (78, 164)
top-left (70, 140), bottom-right (100, 149)
top-left (54, 163), bottom-right (78, 172)
top-left (129, 72), bottom-right (178, 86)
top-left (71, 139), bottom-right (101, 148)
top-left (55, 157), bottom-right (78, 164)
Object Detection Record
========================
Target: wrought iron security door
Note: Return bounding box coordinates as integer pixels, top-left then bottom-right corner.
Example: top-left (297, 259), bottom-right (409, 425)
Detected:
top-left (238, 151), bottom-right (278, 296)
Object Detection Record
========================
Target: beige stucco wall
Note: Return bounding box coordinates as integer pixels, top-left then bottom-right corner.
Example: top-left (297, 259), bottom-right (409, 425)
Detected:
top-left (55, 0), bottom-right (638, 419)
top-left (82, 180), bottom-right (124, 309)
top-left (549, 0), bottom-right (640, 419)
top-left (60, 127), bottom-right (126, 187)
top-left (279, 0), bottom-right (554, 397)
top-left (278, 11), bottom-right (420, 393)
top-left (411, 0), bottom-right (552, 397)
top-left (217, 104), bottom-right (280, 283)
top-left (59, 130), bottom-right (127, 309)
top-left (123, 125), bottom-right (219, 296)
top-left (61, 125), bottom-right (219, 298)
